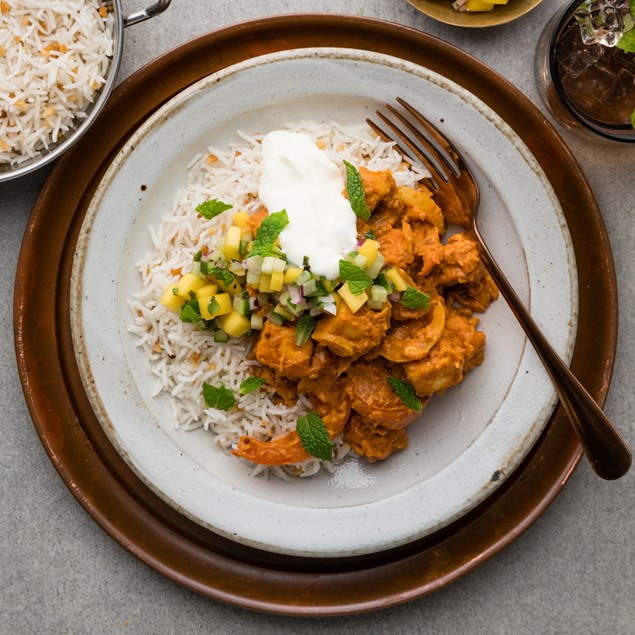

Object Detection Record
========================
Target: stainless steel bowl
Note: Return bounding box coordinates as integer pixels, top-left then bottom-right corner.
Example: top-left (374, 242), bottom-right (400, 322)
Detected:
top-left (0, 0), bottom-right (171, 183)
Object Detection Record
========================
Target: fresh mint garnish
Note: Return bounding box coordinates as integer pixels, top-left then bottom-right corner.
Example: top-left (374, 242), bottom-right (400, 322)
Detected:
top-left (202, 382), bottom-right (237, 411)
top-left (196, 199), bottom-right (233, 220)
top-left (344, 160), bottom-right (371, 221)
top-left (339, 260), bottom-right (373, 295)
top-left (238, 376), bottom-right (265, 395)
top-left (207, 297), bottom-right (220, 315)
top-left (210, 266), bottom-right (234, 288)
top-left (253, 210), bottom-right (289, 245)
top-left (248, 242), bottom-right (285, 258)
top-left (295, 314), bottom-right (315, 346)
top-left (179, 298), bottom-right (201, 324)
top-left (387, 377), bottom-right (423, 411)
top-left (296, 411), bottom-right (333, 461)
top-left (400, 286), bottom-right (431, 310)
top-left (248, 210), bottom-right (289, 258)
top-left (617, 28), bottom-right (635, 52)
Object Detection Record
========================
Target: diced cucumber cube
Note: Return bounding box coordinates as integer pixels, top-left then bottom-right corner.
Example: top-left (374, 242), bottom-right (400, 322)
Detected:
top-left (214, 330), bottom-right (230, 343)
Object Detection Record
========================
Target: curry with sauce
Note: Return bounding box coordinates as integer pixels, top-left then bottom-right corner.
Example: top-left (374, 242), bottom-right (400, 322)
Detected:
top-left (233, 166), bottom-right (498, 465)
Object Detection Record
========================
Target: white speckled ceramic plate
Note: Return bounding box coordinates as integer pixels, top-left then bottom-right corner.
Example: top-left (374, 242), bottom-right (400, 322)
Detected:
top-left (70, 48), bottom-right (577, 558)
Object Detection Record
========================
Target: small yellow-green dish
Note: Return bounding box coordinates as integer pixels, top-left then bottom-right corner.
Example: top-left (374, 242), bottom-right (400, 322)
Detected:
top-left (405, 0), bottom-right (544, 27)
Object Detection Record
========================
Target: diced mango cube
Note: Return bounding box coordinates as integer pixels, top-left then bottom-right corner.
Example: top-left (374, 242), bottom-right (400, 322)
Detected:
top-left (232, 210), bottom-right (250, 228)
top-left (219, 310), bottom-right (251, 338)
top-left (196, 283), bottom-right (218, 297)
top-left (386, 267), bottom-right (408, 292)
top-left (224, 226), bottom-right (242, 261)
top-left (466, 0), bottom-right (494, 10)
top-left (160, 285), bottom-right (186, 312)
top-left (259, 273), bottom-right (272, 293)
top-left (283, 267), bottom-right (304, 284)
top-left (270, 270), bottom-right (284, 292)
top-left (358, 239), bottom-right (379, 268)
top-left (323, 278), bottom-right (337, 293)
top-left (198, 293), bottom-right (232, 320)
top-left (174, 273), bottom-right (205, 299)
top-left (273, 304), bottom-right (294, 321)
top-left (338, 282), bottom-right (369, 313)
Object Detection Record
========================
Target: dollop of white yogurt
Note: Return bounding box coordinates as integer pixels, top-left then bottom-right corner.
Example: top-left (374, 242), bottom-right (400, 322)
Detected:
top-left (258, 130), bottom-right (358, 279)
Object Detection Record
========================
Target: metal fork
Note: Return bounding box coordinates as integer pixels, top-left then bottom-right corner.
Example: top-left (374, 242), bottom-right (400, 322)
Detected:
top-left (368, 97), bottom-right (631, 480)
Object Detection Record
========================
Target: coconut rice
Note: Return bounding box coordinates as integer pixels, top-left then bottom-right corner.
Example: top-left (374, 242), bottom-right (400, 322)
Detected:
top-left (0, 0), bottom-right (113, 165)
top-left (128, 121), bottom-right (429, 479)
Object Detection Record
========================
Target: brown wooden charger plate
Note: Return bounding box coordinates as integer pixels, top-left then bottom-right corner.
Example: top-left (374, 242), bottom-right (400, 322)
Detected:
top-left (14, 15), bottom-right (617, 615)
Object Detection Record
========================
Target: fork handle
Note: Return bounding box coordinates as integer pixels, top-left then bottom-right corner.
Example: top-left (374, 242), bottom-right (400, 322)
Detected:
top-left (472, 225), bottom-right (631, 480)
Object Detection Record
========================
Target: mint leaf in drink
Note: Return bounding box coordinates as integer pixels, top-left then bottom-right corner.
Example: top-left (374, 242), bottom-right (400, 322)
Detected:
top-left (238, 376), bottom-right (265, 395)
top-left (617, 29), bottom-right (635, 53)
top-left (339, 260), bottom-right (372, 295)
top-left (296, 411), bottom-right (333, 461)
top-left (295, 314), bottom-right (315, 346)
top-left (400, 286), bottom-right (431, 310)
top-left (387, 377), bottom-right (423, 411)
top-left (196, 199), bottom-right (233, 220)
top-left (344, 160), bottom-right (371, 221)
top-left (202, 382), bottom-right (237, 411)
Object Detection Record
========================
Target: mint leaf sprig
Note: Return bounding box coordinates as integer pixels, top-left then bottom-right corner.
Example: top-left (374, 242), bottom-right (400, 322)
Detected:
top-left (248, 209), bottom-right (289, 258)
top-left (296, 411), bottom-right (333, 461)
top-left (387, 377), bottom-right (423, 411)
top-left (339, 260), bottom-right (373, 295)
top-left (196, 199), bottom-right (233, 220)
top-left (344, 160), bottom-right (371, 221)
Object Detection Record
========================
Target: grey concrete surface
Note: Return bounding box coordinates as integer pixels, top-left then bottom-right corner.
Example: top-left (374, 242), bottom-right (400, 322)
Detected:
top-left (1, 1), bottom-right (633, 633)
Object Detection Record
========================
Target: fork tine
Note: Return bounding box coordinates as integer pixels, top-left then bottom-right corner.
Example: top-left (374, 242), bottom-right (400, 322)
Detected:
top-left (368, 111), bottom-right (447, 190)
top-left (366, 117), bottom-right (440, 191)
top-left (396, 97), bottom-right (461, 177)
top-left (383, 104), bottom-right (455, 183)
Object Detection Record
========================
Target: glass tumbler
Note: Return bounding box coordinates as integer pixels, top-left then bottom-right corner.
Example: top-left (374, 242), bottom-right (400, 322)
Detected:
top-left (535, 0), bottom-right (635, 143)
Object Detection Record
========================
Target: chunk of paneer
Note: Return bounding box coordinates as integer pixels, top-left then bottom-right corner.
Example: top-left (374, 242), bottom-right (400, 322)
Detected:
top-left (374, 300), bottom-right (446, 363)
top-left (367, 191), bottom-right (404, 236)
top-left (434, 232), bottom-right (484, 287)
top-left (411, 220), bottom-right (444, 277)
top-left (344, 360), bottom-right (421, 429)
top-left (433, 233), bottom-right (498, 311)
top-left (404, 310), bottom-right (486, 396)
top-left (254, 322), bottom-right (313, 380)
top-left (343, 413), bottom-right (409, 463)
top-left (446, 272), bottom-right (499, 313)
top-left (359, 166), bottom-right (396, 212)
top-left (397, 185), bottom-right (445, 235)
top-left (312, 302), bottom-right (391, 358)
top-left (377, 221), bottom-right (414, 270)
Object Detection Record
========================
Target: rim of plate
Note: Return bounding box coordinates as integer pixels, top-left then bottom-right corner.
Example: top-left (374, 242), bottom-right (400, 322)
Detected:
top-left (69, 46), bottom-right (576, 558)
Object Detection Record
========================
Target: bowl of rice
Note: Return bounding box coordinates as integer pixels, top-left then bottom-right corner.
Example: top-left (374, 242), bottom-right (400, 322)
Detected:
top-left (0, 0), bottom-right (171, 182)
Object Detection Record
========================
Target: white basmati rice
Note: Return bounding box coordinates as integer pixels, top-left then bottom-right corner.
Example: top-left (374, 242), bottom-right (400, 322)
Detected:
top-left (129, 122), bottom-right (429, 478)
top-left (0, 0), bottom-right (113, 165)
